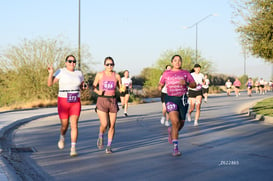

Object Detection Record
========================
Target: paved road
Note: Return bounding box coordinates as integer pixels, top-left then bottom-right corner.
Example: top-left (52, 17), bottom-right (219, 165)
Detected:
top-left (1, 92), bottom-right (273, 180)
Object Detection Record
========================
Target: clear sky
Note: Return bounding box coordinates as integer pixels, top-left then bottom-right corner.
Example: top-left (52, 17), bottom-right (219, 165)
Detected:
top-left (1, 0), bottom-right (272, 80)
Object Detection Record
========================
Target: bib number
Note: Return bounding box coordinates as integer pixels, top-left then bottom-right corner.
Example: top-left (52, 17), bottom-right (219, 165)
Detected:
top-left (196, 84), bottom-right (202, 90)
top-left (166, 102), bottom-right (178, 112)
top-left (67, 93), bottom-right (79, 103)
top-left (103, 81), bottom-right (115, 90)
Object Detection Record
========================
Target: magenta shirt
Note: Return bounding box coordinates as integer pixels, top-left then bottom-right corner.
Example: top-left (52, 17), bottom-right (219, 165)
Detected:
top-left (160, 69), bottom-right (195, 97)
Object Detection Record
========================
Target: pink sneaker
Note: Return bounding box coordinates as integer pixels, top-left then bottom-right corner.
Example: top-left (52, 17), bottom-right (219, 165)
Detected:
top-left (172, 149), bottom-right (182, 157)
top-left (173, 149), bottom-right (181, 156)
top-left (168, 127), bottom-right (172, 144)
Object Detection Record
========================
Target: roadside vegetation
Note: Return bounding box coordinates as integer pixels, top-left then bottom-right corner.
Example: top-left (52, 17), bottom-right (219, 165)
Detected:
top-left (231, 0), bottom-right (273, 117)
top-left (252, 97), bottom-right (273, 117)
top-left (2, 0), bottom-right (273, 114)
top-left (0, 37), bottom-right (257, 112)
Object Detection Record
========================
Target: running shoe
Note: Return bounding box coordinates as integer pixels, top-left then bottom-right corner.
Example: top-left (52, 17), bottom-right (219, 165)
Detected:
top-left (58, 139), bottom-right (65, 150)
top-left (172, 149), bottom-right (182, 157)
top-left (168, 127), bottom-right (172, 144)
top-left (97, 137), bottom-right (104, 149)
top-left (194, 121), bottom-right (199, 126)
top-left (70, 147), bottom-right (77, 157)
top-left (105, 146), bottom-right (113, 154)
top-left (165, 120), bottom-right (170, 127)
top-left (160, 117), bottom-right (165, 125)
top-left (124, 113), bottom-right (128, 117)
top-left (187, 113), bottom-right (191, 122)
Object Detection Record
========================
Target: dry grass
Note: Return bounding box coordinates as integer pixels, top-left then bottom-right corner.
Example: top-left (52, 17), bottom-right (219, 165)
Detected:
top-left (0, 99), bottom-right (57, 112)
top-left (0, 99), bottom-right (94, 112)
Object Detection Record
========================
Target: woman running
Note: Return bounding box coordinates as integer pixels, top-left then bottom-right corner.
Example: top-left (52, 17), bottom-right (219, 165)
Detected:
top-left (158, 55), bottom-right (196, 156)
top-left (120, 70), bottom-right (133, 117)
top-left (188, 64), bottom-right (204, 126)
top-left (259, 78), bottom-right (265, 94)
top-left (254, 80), bottom-right (260, 94)
top-left (233, 78), bottom-right (241, 97)
top-left (202, 74), bottom-right (210, 103)
top-left (47, 55), bottom-right (86, 157)
top-left (246, 77), bottom-right (253, 97)
top-left (225, 79), bottom-right (232, 96)
top-left (159, 65), bottom-right (172, 126)
top-left (93, 56), bottom-right (121, 154)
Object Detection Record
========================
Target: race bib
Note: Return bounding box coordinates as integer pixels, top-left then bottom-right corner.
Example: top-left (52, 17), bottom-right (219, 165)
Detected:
top-left (67, 93), bottom-right (79, 103)
top-left (103, 81), bottom-right (115, 90)
top-left (196, 84), bottom-right (202, 90)
top-left (166, 102), bottom-right (178, 112)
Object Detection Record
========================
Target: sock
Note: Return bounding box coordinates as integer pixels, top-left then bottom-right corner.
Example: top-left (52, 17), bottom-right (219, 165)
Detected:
top-left (107, 139), bottom-right (112, 147)
top-left (60, 135), bottom-right (65, 140)
top-left (172, 140), bottom-right (178, 150)
top-left (99, 133), bottom-right (103, 139)
top-left (71, 142), bottom-right (76, 148)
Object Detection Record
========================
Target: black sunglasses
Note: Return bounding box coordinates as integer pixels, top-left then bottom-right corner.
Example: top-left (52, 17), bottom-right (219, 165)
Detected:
top-left (105, 63), bottom-right (114, 67)
top-left (67, 60), bottom-right (76, 63)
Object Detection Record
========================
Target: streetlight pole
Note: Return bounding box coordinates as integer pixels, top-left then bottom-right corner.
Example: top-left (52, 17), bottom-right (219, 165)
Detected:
top-left (184, 14), bottom-right (217, 63)
top-left (78, 0), bottom-right (81, 70)
top-left (243, 49), bottom-right (246, 75)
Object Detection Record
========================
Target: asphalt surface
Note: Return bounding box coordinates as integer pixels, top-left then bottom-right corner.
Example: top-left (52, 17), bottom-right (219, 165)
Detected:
top-left (1, 92), bottom-right (273, 181)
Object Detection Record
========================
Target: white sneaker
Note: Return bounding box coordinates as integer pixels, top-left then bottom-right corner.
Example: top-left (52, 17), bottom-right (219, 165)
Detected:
top-left (70, 147), bottom-right (77, 157)
top-left (187, 113), bottom-right (191, 122)
top-left (58, 139), bottom-right (65, 149)
top-left (165, 120), bottom-right (170, 127)
top-left (194, 121), bottom-right (199, 126)
top-left (160, 117), bottom-right (165, 125)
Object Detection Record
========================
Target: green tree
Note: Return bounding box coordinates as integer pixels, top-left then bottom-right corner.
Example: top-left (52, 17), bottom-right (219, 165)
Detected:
top-left (140, 47), bottom-right (213, 94)
top-left (232, 0), bottom-right (273, 61)
top-left (239, 74), bottom-right (249, 88)
top-left (155, 47), bottom-right (212, 73)
top-left (141, 68), bottom-right (162, 88)
top-left (0, 37), bottom-right (93, 107)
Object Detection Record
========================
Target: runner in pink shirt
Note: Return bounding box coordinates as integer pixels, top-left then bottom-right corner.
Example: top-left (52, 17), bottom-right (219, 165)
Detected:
top-left (159, 55), bottom-right (196, 156)
top-left (233, 78), bottom-right (241, 97)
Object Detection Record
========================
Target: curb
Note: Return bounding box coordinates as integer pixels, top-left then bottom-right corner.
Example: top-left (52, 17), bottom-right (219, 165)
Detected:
top-left (0, 106), bottom-right (94, 181)
top-left (248, 108), bottom-right (273, 125)
top-left (237, 97), bottom-right (273, 125)
top-left (0, 113), bottom-right (59, 181)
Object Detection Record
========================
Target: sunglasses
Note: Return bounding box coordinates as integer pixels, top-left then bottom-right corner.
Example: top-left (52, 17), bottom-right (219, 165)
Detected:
top-left (105, 63), bottom-right (114, 67)
top-left (67, 60), bottom-right (76, 63)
